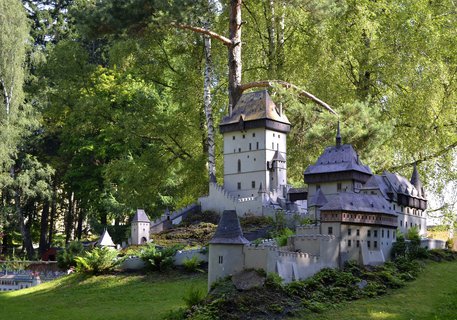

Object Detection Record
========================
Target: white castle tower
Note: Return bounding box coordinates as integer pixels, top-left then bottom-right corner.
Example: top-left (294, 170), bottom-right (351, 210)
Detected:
top-left (131, 209), bottom-right (150, 245)
top-left (219, 90), bottom-right (291, 199)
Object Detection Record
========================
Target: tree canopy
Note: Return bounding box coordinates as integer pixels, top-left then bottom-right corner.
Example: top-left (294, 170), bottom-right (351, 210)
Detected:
top-left (0, 0), bottom-right (455, 256)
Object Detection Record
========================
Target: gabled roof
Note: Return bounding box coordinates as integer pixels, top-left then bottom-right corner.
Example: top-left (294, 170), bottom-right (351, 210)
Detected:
top-left (320, 192), bottom-right (396, 216)
top-left (308, 189), bottom-right (328, 207)
top-left (210, 210), bottom-right (249, 245)
top-left (304, 144), bottom-right (372, 176)
top-left (132, 209), bottom-right (150, 223)
top-left (220, 90), bottom-right (290, 126)
top-left (97, 229), bottom-right (116, 247)
top-left (382, 171), bottom-right (425, 199)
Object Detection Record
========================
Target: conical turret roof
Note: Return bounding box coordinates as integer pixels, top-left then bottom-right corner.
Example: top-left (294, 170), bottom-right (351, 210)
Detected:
top-left (210, 210), bottom-right (249, 245)
top-left (410, 163), bottom-right (423, 197)
top-left (97, 228), bottom-right (116, 248)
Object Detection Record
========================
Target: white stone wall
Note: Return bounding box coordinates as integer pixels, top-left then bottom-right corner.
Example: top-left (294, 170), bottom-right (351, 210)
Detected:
top-left (208, 244), bottom-right (246, 290)
top-left (131, 221), bottom-right (150, 245)
top-left (307, 181), bottom-right (354, 199)
top-left (223, 128), bottom-right (287, 198)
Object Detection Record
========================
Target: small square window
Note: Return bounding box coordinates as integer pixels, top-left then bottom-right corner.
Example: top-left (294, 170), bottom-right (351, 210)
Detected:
top-left (367, 241), bottom-right (371, 248)
top-left (348, 228), bottom-right (352, 236)
top-left (252, 181), bottom-right (255, 188)
top-left (252, 133), bottom-right (256, 137)
top-left (273, 133), bottom-right (275, 137)
top-left (233, 136), bottom-right (235, 140)
top-left (367, 230), bottom-right (371, 237)
top-left (238, 148), bottom-right (241, 152)
top-left (218, 256), bottom-right (223, 264)
top-left (242, 134), bottom-right (245, 139)
top-left (348, 240), bottom-right (352, 247)
top-left (237, 182), bottom-right (241, 190)
top-left (328, 227), bottom-right (333, 235)
top-left (249, 143), bottom-right (252, 150)
top-left (356, 240), bottom-right (360, 248)
top-left (356, 229), bottom-right (360, 236)
top-left (256, 142), bottom-right (259, 149)
top-left (374, 230), bottom-right (378, 237)
top-left (374, 241), bottom-right (378, 248)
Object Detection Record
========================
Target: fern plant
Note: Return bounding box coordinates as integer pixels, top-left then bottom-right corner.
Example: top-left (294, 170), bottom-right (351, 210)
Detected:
top-left (75, 247), bottom-right (119, 275)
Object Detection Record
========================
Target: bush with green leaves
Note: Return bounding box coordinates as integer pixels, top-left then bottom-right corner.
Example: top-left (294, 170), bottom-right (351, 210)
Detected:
top-left (182, 256), bottom-right (204, 273)
top-left (273, 228), bottom-right (294, 247)
top-left (183, 286), bottom-right (206, 308)
top-left (75, 247), bottom-right (119, 275)
top-left (57, 241), bottom-right (84, 269)
top-left (139, 244), bottom-right (179, 272)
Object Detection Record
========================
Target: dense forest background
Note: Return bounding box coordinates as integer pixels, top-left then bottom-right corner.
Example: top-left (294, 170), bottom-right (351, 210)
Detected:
top-left (0, 0), bottom-right (455, 259)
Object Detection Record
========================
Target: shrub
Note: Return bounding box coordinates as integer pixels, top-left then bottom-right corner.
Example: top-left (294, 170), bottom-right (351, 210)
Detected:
top-left (75, 247), bottom-right (119, 275)
top-left (183, 256), bottom-right (203, 273)
top-left (140, 243), bottom-right (178, 272)
top-left (274, 228), bottom-right (294, 247)
top-left (446, 238), bottom-right (454, 250)
top-left (57, 241), bottom-right (84, 269)
top-left (265, 272), bottom-right (283, 290)
top-left (183, 286), bottom-right (206, 308)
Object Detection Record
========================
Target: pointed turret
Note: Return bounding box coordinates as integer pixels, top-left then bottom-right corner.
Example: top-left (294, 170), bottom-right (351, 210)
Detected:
top-left (97, 228), bottom-right (116, 248)
top-left (336, 120), bottom-right (342, 147)
top-left (210, 210), bottom-right (249, 245)
top-left (410, 162), bottom-right (423, 197)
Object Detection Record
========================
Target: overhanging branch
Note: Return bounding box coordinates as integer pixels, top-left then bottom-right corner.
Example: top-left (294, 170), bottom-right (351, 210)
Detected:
top-left (387, 140), bottom-right (457, 172)
top-left (172, 22), bottom-right (232, 46)
top-left (239, 80), bottom-right (337, 115)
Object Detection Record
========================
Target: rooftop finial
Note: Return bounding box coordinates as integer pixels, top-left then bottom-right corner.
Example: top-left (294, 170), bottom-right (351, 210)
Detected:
top-left (336, 120), bottom-right (342, 147)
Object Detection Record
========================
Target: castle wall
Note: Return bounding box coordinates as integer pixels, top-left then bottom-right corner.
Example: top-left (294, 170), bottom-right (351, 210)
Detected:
top-left (208, 244), bottom-right (245, 290)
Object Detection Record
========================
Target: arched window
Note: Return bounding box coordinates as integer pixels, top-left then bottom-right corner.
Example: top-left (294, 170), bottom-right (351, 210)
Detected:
top-left (237, 159), bottom-right (241, 172)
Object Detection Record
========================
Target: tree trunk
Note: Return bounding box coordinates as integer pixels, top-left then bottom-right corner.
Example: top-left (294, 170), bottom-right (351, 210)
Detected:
top-left (15, 191), bottom-right (34, 259)
top-left (65, 191), bottom-right (74, 244)
top-left (48, 183), bottom-right (57, 247)
top-left (39, 200), bottom-right (49, 256)
top-left (267, 0), bottom-right (277, 78)
top-left (76, 206), bottom-right (84, 240)
top-left (203, 24), bottom-right (216, 181)
top-left (228, 0), bottom-right (243, 115)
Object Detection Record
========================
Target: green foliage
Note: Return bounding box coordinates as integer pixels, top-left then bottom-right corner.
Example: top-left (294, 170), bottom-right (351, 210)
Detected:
top-left (273, 228), bottom-right (294, 247)
top-left (265, 272), bottom-right (283, 290)
top-left (183, 286), bottom-right (206, 309)
top-left (446, 238), bottom-right (455, 250)
top-left (139, 243), bottom-right (179, 272)
top-left (57, 241), bottom-right (84, 269)
top-left (182, 256), bottom-right (203, 273)
top-left (75, 247), bottom-right (119, 275)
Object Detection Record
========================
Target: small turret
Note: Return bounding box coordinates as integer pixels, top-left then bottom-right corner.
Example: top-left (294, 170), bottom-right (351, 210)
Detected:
top-left (131, 209), bottom-right (151, 245)
top-left (410, 162), bottom-right (423, 197)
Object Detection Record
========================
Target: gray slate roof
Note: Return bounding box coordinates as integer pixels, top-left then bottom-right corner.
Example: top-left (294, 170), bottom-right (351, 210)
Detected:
top-left (220, 90), bottom-right (290, 126)
top-left (272, 150), bottom-right (286, 162)
top-left (320, 192), bottom-right (396, 216)
top-left (304, 144), bottom-right (372, 176)
top-left (210, 210), bottom-right (250, 245)
top-left (308, 189), bottom-right (328, 207)
top-left (132, 209), bottom-right (150, 223)
top-left (383, 171), bottom-right (425, 199)
top-left (410, 163), bottom-right (424, 197)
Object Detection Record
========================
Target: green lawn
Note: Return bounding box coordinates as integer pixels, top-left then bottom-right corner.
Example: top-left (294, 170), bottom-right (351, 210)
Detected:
top-left (302, 261), bottom-right (457, 320)
top-left (0, 271), bottom-right (207, 320)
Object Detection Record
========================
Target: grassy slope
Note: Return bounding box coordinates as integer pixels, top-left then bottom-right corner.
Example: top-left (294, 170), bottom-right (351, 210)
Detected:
top-left (302, 261), bottom-right (457, 320)
top-left (0, 271), bottom-right (206, 320)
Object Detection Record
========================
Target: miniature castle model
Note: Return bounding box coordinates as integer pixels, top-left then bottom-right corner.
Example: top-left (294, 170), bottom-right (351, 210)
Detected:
top-left (207, 91), bottom-right (438, 289)
top-left (199, 91), bottom-right (306, 217)
top-left (130, 209), bottom-right (151, 245)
